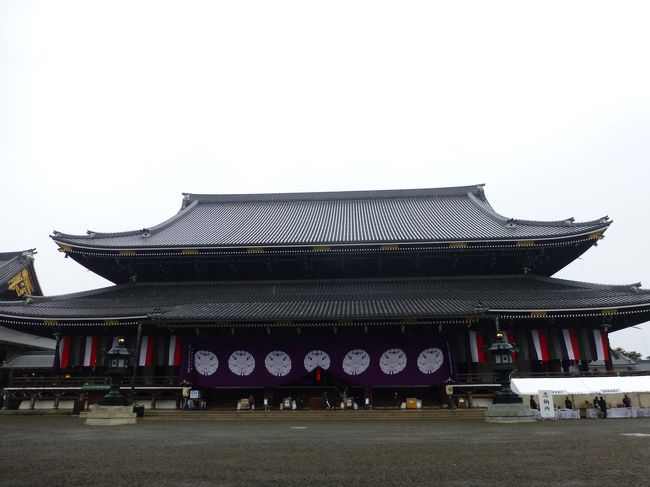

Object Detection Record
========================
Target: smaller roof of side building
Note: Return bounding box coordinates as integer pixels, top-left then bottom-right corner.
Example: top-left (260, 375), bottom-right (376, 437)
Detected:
top-left (512, 376), bottom-right (650, 395)
top-left (0, 275), bottom-right (648, 332)
top-left (51, 185), bottom-right (611, 250)
top-left (1, 351), bottom-right (54, 369)
top-left (0, 325), bottom-right (55, 350)
top-left (0, 250), bottom-right (42, 298)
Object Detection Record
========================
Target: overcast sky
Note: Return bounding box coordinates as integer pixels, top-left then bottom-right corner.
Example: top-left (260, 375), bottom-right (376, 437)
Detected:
top-left (1, 1), bottom-right (649, 355)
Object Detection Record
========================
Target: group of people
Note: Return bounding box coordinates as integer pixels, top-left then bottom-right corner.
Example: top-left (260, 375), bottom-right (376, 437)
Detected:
top-left (593, 396), bottom-right (608, 418)
top-left (529, 393), bottom-right (633, 419)
top-left (528, 395), bottom-right (573, 410)
top-left (321, 389), bottom-right (363, 409)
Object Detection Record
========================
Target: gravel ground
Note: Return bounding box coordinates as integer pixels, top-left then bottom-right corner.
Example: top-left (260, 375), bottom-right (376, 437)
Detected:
top-left (1, 416), bottom-right (649, 486)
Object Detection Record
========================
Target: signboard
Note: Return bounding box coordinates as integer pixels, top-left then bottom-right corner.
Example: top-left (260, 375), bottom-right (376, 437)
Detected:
top-left (538, 390), bottom-right (555, 419)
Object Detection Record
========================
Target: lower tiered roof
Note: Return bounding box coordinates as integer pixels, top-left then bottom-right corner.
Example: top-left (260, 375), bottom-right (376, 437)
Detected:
top-left (0, 275), bottom-right (648, 331)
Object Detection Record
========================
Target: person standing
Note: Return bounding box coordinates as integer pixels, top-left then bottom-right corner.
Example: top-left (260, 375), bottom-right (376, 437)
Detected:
top-left (564, 396), bottom-right (573, 409)
top-left (598, 396), bottom-right (608, 418)
top-left (529, 395), bottom-right (538, 409)
top-left (321, 391), bottom-right (331, 410)
top-left (623, 394), bottom-right (632, 408)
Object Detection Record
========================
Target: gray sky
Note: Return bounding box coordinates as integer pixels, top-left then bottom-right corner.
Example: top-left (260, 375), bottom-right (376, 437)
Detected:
top-left (1, 1), bottom-right (649, 355)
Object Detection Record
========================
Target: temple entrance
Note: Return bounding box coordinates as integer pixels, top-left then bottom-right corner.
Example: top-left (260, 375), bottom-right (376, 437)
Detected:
top-left (201, 383), bottom-right (444, 410)
top-left (187, 355), bottom-right (449, 409)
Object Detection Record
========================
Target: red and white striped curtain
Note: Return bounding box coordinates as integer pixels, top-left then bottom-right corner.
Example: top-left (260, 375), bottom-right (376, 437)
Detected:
top-left (530, 329), bottom-right (550, 361)
top-left (593, 329), bottom-right (610, 361)
top-left (561, 329), bottom-right (581, 361)
top-left (469, 330), bottom-right (486, 363)
top-left (57, 336), bottom-right (71, 368)
top-left (139, 336), bottom-right (154, 366)
top-left (139, 335), bottom-right (183, 367)
top-left (168, 335), bottom-right (182, 366)
top-left (82, 336), bottom-right (98, 367)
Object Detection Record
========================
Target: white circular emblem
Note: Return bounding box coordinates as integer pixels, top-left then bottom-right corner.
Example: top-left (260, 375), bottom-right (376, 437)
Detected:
top-left (265, 350), bottom-right (292, 377)
top-left (228, 350), bottom-right (255, 376)
top-left (303, 350), bottom-right (331, 372)
top-left (417, 347), bottom-right (444, 374)
top-left (379, 348), bottom-right (407, 375)
top-left (342, 349), bottom-right (370, 375)
top-left (194, 350), bottom-right (219, 376)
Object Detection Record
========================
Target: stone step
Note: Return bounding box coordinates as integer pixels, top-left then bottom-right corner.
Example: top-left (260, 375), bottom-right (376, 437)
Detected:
top-left (141, 409), bottom-right (486, 421)
top-left (0, 408), bottom-right (486, 420)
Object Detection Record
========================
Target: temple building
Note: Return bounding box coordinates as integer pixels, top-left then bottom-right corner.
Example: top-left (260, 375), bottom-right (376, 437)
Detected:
top-left (1, 185), bottom-right (649, 408)
top-left (0, 250), bottom-right (54, 397)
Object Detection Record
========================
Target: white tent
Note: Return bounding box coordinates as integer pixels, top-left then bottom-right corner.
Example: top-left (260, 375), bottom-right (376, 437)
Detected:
top-left (511, 376), bottom-right (650, 396)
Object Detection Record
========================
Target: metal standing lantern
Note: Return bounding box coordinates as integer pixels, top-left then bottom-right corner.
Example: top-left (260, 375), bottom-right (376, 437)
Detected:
top-left (487, 332), bottom-right (522, 404)
top-left (100, 338), bottom-right (132, 406)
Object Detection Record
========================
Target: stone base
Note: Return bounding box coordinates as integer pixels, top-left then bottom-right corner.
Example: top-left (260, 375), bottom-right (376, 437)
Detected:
top-left (485, 403), bottom-right (536, 423)
top-left (85, 405), bottom-right (137, 426)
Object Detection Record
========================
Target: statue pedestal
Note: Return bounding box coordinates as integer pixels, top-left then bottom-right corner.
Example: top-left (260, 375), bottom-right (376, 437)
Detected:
top-left (485, 403), bottom-right (536, 423)
top-left (85, 405), bottom-right (137, 426)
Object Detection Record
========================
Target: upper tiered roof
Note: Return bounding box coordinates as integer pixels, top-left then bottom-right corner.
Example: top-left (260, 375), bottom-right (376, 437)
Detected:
top-left (52, 185), bottom-right (610, 249)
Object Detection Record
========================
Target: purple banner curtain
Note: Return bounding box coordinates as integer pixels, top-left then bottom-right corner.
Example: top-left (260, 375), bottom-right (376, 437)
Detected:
top-left (180, 338), bottom-right (451, 388)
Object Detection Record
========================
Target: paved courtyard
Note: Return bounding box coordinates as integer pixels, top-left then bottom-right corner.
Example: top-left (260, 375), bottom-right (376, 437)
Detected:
top-left (1, 416), bottom-right (649, 486)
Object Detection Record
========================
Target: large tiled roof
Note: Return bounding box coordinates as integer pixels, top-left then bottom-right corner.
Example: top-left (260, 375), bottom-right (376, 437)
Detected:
top-left (0, 275), bottom-right (647, 323)
top-left (52, 185), bottom-right (610, 249)
top-left (0, 250), bottom-right (41, 295)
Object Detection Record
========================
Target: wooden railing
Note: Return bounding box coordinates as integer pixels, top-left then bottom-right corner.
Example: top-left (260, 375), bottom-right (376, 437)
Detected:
top-left (6, 376), bottom-right (181, 388)
top-left (5, 369), bottom-right (646, 390)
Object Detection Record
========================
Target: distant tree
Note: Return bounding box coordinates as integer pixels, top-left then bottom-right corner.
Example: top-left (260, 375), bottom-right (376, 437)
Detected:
top-left (613, 347), bottom-right (642, 361)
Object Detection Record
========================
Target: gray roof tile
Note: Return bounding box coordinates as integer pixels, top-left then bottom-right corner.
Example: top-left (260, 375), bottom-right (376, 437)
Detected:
top-left (0, 275), bottom-right (647, 323)
top-left (52, 185), bottom-right (610, 249)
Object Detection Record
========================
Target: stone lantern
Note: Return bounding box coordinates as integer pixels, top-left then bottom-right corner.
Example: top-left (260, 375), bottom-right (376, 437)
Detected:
top-left (485, 332), bottom-right (535, 422)
top-left (486, 332), bottom-right (521, 404)
top-left (100, 338), bottom-right (131, 406)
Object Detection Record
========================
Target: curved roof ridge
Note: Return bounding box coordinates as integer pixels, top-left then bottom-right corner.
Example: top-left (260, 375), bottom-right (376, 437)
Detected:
top-left (10, 282), bottom-right (135, 303)
top-left (467, 191), bottom-right (612, 229)
top-left (52, 200), bottom-right (200, 241)
top-left (183, 184), bottom-right (486, 204)
top-left (0, 249), bottom-right (36, 263)
top-left (529, 274), bottom-right (647, 293)
top-left (511, 216), bottom-right (611, 227)
top-left (49, 185), bottom-right (614, 249)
